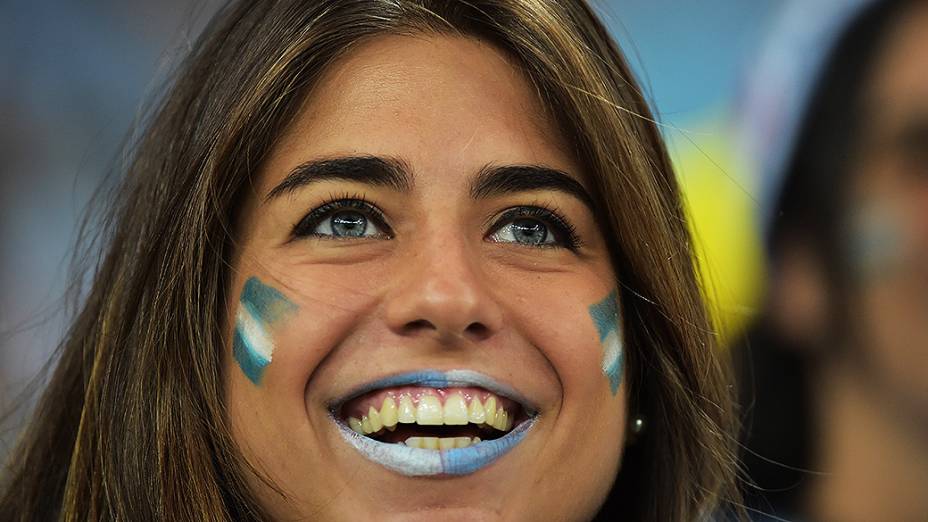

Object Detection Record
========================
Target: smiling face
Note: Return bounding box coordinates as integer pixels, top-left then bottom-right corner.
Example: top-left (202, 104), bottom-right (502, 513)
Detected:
top-left (224, 34), bottom-right (625, 521)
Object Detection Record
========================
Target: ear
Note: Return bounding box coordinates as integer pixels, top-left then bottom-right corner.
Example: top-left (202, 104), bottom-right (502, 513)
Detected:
top-left (768, 238), bottom-right (830, 350)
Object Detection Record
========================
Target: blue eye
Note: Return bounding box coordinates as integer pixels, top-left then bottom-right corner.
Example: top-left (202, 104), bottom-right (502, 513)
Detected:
top-left (293, 198), bottom-right (391, 239)
top-left (487, 206), bottom-right (580, 250)
top-left (315, 210), bottom-right (378, 238)
top-left (490, 218), bottom-right (553, 246)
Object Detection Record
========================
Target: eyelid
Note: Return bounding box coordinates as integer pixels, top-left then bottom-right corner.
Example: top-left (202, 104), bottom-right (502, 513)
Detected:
top-left (291, 194), bottom-right (393, 240)
top-left (486, 204), bottom-right (582, 251)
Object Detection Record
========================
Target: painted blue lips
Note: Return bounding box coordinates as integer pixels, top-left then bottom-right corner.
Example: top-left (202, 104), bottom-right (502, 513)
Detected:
top-left (331, 369), bottom-right (537, 476)
top-left (335, 414), bottom-right (535, 476)
top-left (334, 369), bottom-right (538, 414)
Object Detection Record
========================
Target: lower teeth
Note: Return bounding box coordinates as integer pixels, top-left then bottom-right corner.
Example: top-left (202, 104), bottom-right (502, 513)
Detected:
top-left (402, 436), bottom-right (482, 449)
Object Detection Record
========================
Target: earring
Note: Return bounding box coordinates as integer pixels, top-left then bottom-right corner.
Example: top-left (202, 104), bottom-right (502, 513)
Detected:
top-left (627, 414), bottom-right (646, 444)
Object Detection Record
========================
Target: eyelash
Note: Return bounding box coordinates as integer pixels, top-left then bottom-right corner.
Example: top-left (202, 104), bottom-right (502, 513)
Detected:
top-left (292, 193), bottom-right (392, 239)
top-left (489, 204), bottom-right (582, 250)
top-left (291, 195), bottom-right (582, 251)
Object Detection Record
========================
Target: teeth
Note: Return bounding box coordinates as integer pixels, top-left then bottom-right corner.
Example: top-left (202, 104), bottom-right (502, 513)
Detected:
top-left (368, 406), bottom-right (383, 432)
top-left (416, 395), bottom-right (443, 425)
top-left (468, 397), bottom-right (486, 423)
top-left (443, 393), bottom-right (468, 425)
top-left (398, 394), bottom-right (416, 423)
top-left (495, 408), bottom-right (508, 431)
top-left (345, 392), bottom-right (520, 436)
top-left (484, 396), bottom-right (497, 426)
top-left (404, 436), bottom-right (484, 450)
top-left (380, 397), bottom-right (398, 428)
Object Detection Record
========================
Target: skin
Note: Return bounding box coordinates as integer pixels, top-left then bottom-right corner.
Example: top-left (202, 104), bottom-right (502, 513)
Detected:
top-left (775, 4), bottom-right (928, 519)
top-left (224, 34), bottom-right (625, 521)
top-left (844, 0), bottom-right (928, 424)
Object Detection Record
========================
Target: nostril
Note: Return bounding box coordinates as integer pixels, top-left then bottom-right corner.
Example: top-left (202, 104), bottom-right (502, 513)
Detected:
top-left (464, 322), bottom-right (490, 340)
top-left (402, 319), bottom-right (434, 335)
top-left (399, 319), bottom-right (490, 340)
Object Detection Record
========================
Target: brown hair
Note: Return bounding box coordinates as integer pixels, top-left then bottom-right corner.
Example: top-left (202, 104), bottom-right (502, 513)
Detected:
top-left (1, 1), bottom-right (740, 520)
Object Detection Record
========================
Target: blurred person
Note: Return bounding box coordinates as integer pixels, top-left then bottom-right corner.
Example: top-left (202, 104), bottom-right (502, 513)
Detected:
top-left (0, 1), bottom-right (743, 520)
top-left (738, 0), bottom-right (928, 520)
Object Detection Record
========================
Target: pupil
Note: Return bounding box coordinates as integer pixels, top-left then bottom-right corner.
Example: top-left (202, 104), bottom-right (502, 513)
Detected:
top-left (512, 219), bottom-right (547, 244)
top-left (331, 211), bottom-right (367, 237)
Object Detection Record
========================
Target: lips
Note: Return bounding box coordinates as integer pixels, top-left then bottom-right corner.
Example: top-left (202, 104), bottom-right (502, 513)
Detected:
top-left (328, 369), bottom-right (538, 476)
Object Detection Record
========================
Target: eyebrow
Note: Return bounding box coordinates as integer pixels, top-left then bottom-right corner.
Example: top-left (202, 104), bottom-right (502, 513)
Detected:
top-left (471, 164), bottom-right (595, 212)
top-left (265, 155), bottom-right (594, 211)
top-left (265, 156), bottom-right (412, 201)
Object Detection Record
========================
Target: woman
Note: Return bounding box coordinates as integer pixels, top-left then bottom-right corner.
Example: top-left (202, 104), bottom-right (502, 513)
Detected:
top-left (738, 0), bottom-right (928, 519)
top-left (1, 1), bottom-right (740, 520)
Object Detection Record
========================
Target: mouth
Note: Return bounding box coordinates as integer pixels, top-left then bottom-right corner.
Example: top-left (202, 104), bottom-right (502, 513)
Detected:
top-left (329, 369), bottom-right (538, 476)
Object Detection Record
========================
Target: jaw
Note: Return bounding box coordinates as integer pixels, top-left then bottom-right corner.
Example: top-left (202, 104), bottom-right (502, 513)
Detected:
top-left (254, 411), bottom-right (608, 522)
top-left (248, 378), bottom-right (618, 522)
top-left (318, 419), bottom-right (548, 522)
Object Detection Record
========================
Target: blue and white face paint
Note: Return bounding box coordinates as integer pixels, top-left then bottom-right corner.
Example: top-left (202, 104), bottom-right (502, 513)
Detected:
top-left (848, 204), bottom-right (906, 283)
top-left (233, 277), bottom-right (298, 385)
top-left (588, 289), bottom-right (623, 395)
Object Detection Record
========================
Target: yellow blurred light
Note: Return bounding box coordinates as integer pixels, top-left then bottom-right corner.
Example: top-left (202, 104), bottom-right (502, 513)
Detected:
top-left (668, 117), bottom-right (766, 347)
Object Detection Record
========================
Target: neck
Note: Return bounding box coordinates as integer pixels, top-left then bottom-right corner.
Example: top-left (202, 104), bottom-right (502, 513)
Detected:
top-left (809, 361), bottom-right (928, 521)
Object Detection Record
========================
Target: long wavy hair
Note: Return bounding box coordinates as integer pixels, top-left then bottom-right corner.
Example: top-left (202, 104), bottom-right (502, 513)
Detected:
top-left (1, 1), bottom-right (740, 520)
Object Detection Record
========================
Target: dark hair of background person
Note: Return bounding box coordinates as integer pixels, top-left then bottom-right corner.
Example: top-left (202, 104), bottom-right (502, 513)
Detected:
top-left (737, 0), bottom-right (913, 516)
top-left (0, 1), bottom-right (743, 520)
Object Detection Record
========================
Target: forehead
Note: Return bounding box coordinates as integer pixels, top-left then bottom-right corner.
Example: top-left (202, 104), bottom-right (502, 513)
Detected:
top-left (262, 33), bottom-right (579, 191)
top-left (867, 2), bottom-right (928, 118)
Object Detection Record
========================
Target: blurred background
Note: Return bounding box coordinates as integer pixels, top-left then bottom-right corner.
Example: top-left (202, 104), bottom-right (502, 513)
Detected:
top-left (0, 0), bottom-right (228, 454)
top-left (6, 1), bottom-right (926, 520)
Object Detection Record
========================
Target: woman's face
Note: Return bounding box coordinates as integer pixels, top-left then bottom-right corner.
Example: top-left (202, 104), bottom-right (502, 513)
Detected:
top-left (225, 34), bottom-right (626, 521)
top-left (845, 2), bottom-right (928, 421)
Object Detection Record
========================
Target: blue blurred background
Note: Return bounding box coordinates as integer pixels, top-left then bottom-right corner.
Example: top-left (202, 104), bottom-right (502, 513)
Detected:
top-left (0, 0), bottom-right (780, 452)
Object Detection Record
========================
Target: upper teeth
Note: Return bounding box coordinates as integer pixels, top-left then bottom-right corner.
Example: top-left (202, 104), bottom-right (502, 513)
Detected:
top-left (346, 392), bottom-right (514, 436)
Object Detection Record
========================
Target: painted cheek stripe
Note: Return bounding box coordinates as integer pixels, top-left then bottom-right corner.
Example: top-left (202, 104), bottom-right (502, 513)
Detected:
top-left (233, 277), bottom-right (297, 384)
top-left (588, 289), bottom-right (623, 395)
top-left (233, 307), bottom-right (274, 383)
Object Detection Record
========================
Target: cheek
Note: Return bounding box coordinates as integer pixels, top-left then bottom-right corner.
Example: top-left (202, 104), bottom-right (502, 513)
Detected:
top-left (525, 284), bottom-right (625, 403)
top-left (537, 288), bottom-right (627, 511)
top-left (847, 203), bottom-right (908, 282)
top-left (848, 200), bottom-right (928, 328)
top-left (229, 277), bottom-right (299, 385)
top-left (588, 289), bottom-right (623, 396)
top-left (229, 270), bottom-right (381, 394)
top-left (224, 269), bottom-right (381, 445)
top-left (490, 282), bottom-right (626, 514)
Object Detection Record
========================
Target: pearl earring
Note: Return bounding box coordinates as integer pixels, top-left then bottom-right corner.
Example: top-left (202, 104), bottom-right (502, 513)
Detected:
top-left (627, 414), bottom-right (646, 444)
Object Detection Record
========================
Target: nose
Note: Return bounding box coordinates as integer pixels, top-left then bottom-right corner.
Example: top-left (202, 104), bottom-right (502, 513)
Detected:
top-left (383, 236), bottom-right (503, 344)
